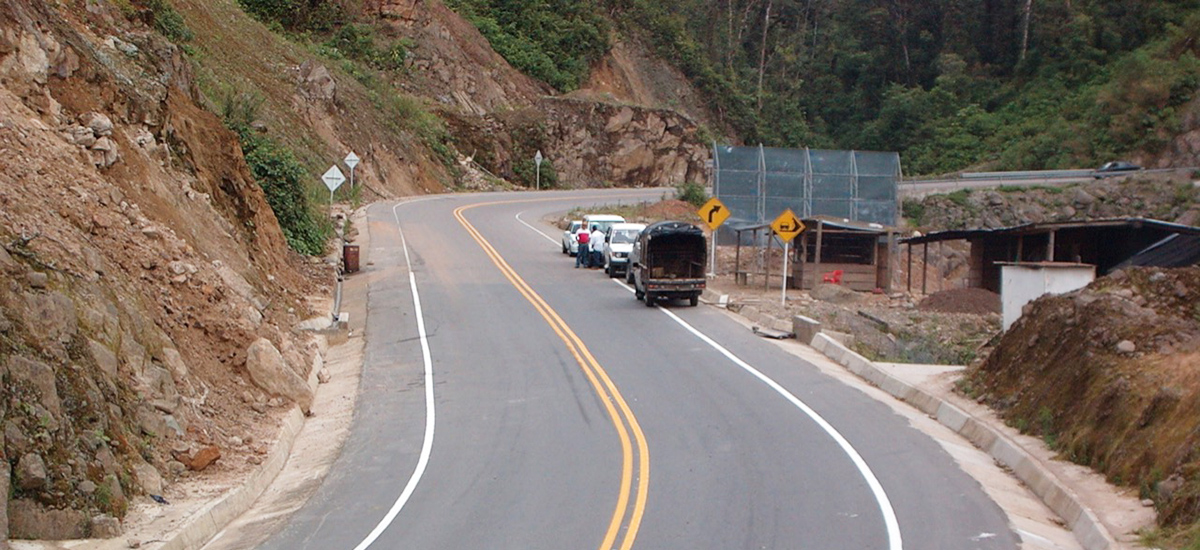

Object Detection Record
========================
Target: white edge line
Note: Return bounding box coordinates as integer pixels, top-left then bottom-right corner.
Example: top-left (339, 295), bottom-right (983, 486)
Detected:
top-left (351, 202), bottom-right (438, 550)
top-left (609, 279), bottom-right (903, 550)
top-left (515, 210), bottom-right (562, 245)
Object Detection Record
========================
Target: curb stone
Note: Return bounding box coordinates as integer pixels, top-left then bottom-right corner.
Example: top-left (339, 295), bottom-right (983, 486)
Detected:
top-left (157, 346), bottom-right (327, 550)
top-left (808, 332), bottom-right (1119, 550)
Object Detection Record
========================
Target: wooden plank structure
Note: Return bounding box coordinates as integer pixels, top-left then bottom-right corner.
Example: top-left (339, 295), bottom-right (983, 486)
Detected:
top-left (900, 218), bottom-right (1200, 294)
top-left (729, 216), bottom-right (901, 292)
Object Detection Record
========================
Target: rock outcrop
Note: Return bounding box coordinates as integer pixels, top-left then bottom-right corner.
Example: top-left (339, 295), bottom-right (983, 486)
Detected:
top-left (246, 338), bottom-right (313, 414)
top-left (446, 99), bottom-right (708, 188)
top-left (0, 0), bottom-right (321, 540)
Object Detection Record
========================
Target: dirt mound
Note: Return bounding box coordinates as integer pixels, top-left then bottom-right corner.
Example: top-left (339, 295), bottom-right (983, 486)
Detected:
top-left (640, 199), bottom-right (699, 221)
top-left (966, 267), bottom-right (1200, 531)
top-left (918, 288), bottom-right (1001, 315)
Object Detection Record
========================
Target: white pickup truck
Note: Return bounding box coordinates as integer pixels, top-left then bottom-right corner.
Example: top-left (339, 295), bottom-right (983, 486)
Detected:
top-left (602, 223), bottom-right (646, 278)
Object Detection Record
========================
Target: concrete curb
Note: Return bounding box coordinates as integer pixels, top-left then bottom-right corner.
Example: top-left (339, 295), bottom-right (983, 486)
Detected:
top-left (157, 349), bottom-right (327, 550)
top-left (809, 332), bottom-right (1119, 550)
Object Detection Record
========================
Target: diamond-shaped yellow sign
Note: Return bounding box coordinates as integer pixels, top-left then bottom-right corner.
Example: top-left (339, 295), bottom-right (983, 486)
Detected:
top-left (770, 209), bottom-right (805, 242)
top-left (697, 197), bottom-right (731, 231)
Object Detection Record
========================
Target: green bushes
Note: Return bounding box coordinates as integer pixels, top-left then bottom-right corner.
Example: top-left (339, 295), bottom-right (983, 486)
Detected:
top-left (235, 128), bottom-right (328, 255)
top-left (323, 24), bottom-right (410, 72)
top-left (144, 0), bottom-right (193, 42)
top-left (237, 0), bottom-right (345, 32)
top-left (444, 0), bottom-right (610, 91)
top-left (514, 158), bottom-right (559, 189)
top-left (218, 91), bottom-right (328, 255)
top-left (675, 181), bottom-right (707, 207)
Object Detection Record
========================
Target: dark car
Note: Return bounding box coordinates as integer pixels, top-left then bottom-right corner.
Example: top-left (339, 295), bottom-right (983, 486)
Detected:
top-left (1093, 161), bottom-right (1141, 178)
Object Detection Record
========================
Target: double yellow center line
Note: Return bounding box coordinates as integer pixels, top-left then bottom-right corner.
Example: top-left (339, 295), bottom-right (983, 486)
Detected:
top-left (453, 202), bottom-right (649, 550)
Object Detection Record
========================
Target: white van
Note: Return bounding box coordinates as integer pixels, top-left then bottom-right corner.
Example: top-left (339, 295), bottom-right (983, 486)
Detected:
top-left (582, 214), bottom-right (625, 234)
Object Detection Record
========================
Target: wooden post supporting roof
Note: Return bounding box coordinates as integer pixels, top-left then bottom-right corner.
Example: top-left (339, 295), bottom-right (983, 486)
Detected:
top-left (922, 241), bottom-right (929, 295)
top-left (814, 220), bottom-right (824, 282)
top-left (906, 242), bottom-right (912, 292)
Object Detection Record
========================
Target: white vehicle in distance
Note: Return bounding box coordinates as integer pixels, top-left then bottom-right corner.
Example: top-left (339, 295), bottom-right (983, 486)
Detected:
top-left (582, 214), bottom-right (626, 234)
top-left (602, 223), bottom-right (646, 278)
top-left (561, 220), bottom-right (584, 256)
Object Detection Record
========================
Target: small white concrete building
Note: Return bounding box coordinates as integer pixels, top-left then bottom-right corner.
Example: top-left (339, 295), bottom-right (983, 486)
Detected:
top-left (1000, 262), bottom-right (1096, 330)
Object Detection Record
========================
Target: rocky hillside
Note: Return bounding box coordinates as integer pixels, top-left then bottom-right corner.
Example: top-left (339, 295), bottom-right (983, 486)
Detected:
top-left (0, 0), bottom-right (725, 543)
top-left (0, 0), bottom-right (325, 541)
top-left (904, 176), bottom-right (1200, 231)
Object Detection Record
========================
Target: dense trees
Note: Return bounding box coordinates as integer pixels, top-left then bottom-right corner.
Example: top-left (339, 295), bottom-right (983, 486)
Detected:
top-left (444, 0), bottom-right (611, 91)
top-left (594, 0), bottom-right (1200, 174)
top-left (455, 0), bottom-right (1200, 174)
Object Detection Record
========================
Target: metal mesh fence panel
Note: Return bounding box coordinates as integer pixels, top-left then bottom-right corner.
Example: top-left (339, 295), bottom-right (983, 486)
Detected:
top-left (713, 145), bottom-right (899, 226)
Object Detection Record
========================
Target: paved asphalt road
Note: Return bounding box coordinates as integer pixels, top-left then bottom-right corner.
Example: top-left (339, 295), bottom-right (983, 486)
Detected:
top-left (259, 189), bottom-right (1018, 550)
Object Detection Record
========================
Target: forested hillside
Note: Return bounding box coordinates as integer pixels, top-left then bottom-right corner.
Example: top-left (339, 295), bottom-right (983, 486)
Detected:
top-left (451, 0), bottom-right (1200, 175)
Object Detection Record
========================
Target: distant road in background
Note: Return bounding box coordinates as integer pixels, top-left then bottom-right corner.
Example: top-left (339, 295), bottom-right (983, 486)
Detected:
top-left (900, 168), bottom-right (1190, 197)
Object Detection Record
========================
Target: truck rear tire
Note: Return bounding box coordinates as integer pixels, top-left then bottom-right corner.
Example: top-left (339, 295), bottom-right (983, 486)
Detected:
top-left (644, 292), bottom-right (656, 307)
top-left (689, 295), bottom-right (699, 307)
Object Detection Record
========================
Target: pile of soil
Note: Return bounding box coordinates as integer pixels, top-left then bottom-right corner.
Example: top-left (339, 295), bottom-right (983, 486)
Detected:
top-left (966, 267), bottom-right (1200, 531)
top-left (918, 288), bottom-right (1001, 315)
top-left (639, 199), bottom-right (699, 221)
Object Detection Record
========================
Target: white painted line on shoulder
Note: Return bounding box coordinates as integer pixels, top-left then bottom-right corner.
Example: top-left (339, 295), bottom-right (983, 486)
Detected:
top-left (351, 203), bottom-right (438, 550)
top-left (515, 210), bottom-right (561, 246)
top-left (609, 278), bottom-right (904, 550)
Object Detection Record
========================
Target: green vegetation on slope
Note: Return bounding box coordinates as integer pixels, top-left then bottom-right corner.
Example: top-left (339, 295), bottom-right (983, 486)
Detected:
top-left (443, 0), bottom-right (611, 91)
top-left (218, 91), bottom-right (329, 255)
top-left (454, 0), bottom-right (1200, 175)
top-left (605, 0), bottom-right (1200, 174)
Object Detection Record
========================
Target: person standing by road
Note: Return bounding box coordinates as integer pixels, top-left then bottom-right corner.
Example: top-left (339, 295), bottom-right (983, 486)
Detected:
top-left (575, 225), bottom-right (591, 268)
top-left (590, 225), bottom-right (606, 269)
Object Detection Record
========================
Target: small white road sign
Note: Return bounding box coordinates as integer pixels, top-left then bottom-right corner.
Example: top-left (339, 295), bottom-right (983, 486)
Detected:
top-left (322, 165), bottom-right (346, 192)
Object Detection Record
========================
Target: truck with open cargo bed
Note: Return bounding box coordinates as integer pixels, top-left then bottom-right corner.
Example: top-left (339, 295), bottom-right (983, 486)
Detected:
top-left (627, 221), bottom-right (707, 307)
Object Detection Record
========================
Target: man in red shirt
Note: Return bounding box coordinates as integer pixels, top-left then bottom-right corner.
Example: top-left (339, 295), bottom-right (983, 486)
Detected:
top-left (575, 226), bottom-right (591, 268)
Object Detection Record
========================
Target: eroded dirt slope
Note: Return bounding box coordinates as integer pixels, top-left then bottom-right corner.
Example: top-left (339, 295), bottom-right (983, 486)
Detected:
top-left (967, 267), bottom-right (1200, 532)
top-left (1, 0), bottom-right (323, 541)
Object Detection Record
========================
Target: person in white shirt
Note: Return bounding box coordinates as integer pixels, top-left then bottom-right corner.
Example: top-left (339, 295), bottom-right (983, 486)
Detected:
top-left (589, 226), bottom-right (606, 269)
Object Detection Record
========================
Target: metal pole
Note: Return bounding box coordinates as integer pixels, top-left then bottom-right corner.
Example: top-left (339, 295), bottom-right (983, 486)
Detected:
top-left (764, 232), bottom-right (771, 291)
top-left (735, 230), bottom-right (742, 285)
top-left (350, 165), bottom-right (355, 190)
top-left (536, 163), bottom-right (540, 191)
top-left (781, 241), bottom-right (789, 306)
top-left (709, 228), bottom-right (717, 277)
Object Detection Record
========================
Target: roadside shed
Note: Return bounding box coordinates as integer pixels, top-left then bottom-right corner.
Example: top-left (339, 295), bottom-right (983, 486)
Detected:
top-left (901, 218), bottom-right (1200, 294)
top-left (727, 216), bottom-right (901, 292)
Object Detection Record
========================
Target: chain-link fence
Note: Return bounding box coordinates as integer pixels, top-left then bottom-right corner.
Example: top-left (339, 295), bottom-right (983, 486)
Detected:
top-left (713, 145), bottom-right (901, 227)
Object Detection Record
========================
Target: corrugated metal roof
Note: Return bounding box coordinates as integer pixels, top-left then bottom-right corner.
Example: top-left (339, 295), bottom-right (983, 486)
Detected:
top-left (901, 217), bottom-right (1200, 245)
top-left (1116, 233), bottom-right (1200, 269)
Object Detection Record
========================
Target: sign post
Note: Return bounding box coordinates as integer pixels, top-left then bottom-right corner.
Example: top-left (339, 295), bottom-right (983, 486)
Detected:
top-left (344, 151), bottom-right (360, 190)
top-left (697, 197), bottom-right (730, 276)
top-left (770, 208), bottom-right (805, 306)
top-left (322, 165), bottom-right (346, 219)
top-left (534, 150), bottom-right (543, 190)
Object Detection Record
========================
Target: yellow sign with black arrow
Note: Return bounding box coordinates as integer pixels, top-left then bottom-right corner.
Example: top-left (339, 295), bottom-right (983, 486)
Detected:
top-left (770, 209), bottom-right (805, 242)
top-left (697, 197), bottom-right (731, 231)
